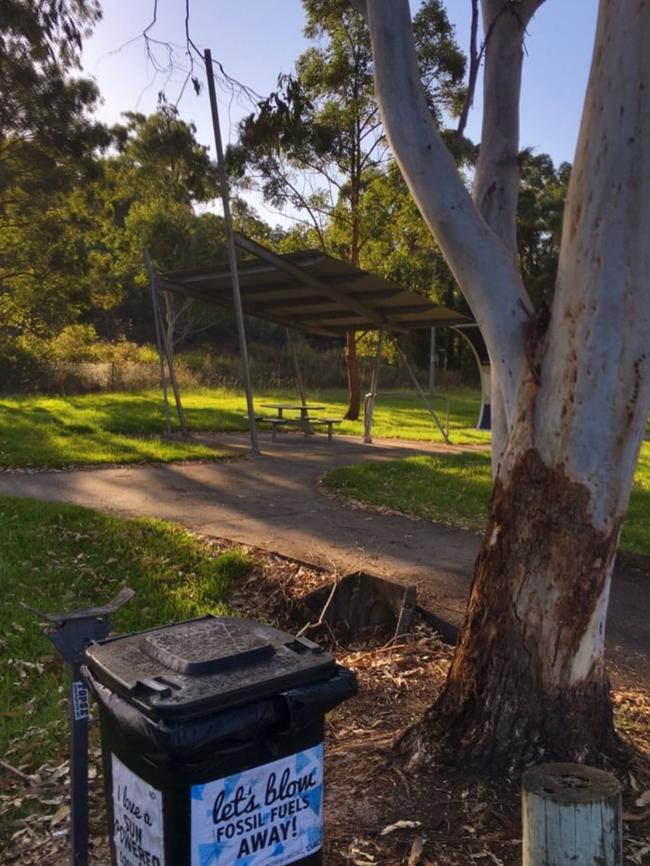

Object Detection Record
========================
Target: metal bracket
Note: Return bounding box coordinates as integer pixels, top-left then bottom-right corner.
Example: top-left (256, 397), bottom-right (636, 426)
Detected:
top-left (23, 587), bottom-right (135, 866)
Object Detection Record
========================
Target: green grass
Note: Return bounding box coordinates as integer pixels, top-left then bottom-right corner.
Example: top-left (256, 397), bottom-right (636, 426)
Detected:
top-left (0, 496), bottom-right (254, 768)
top-left (324, 452), bottom-right (491, 532)
top-left (322, 441), bottom-right (650, 557)
top-left (0, 387), bottom-right (488, 468)
top-left (0, 391), bottom-right (240, 468)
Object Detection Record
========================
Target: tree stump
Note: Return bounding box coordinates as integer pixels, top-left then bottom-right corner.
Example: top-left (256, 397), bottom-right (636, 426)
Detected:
top-left (522, 762), bottom-right (622, 866)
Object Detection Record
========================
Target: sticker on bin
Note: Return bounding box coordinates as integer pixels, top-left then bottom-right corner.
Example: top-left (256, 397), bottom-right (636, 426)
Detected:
top-left (191, 744), bottom-right (324, 866)
top-left (112, 754), bottom-right (165, 866)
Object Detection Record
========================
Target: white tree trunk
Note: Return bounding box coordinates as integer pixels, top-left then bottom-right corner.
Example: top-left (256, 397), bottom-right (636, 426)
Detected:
top-left (489, 0), bottom-right (650, 692)
top-left (535, 0), bottom-right (650, 531)
top-left (360, 0), bottom-right (650, 766)
top-left (474, 0), bottom-right (545, 255)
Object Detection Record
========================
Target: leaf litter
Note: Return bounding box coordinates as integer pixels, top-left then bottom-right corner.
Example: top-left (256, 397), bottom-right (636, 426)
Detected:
top-left (1, 538), bottom-right (649, 865)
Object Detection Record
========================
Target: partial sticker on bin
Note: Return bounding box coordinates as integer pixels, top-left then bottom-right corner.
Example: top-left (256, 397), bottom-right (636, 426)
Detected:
top-left (191, 744), bottom-right (324, 866)
top-left (112, 754), bottom-right (165, 866)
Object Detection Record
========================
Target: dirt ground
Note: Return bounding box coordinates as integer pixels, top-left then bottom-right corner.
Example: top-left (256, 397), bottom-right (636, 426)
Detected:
top-left (1, 542), bottom-right (649, 866)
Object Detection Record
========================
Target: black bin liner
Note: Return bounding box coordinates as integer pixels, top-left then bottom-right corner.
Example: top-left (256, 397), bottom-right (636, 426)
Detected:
top-left (83, 663), bottom-right (357, 763)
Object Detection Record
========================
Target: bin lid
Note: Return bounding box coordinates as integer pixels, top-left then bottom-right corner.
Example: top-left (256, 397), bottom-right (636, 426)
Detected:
top-left (84, 615), bottom-right (336, 722)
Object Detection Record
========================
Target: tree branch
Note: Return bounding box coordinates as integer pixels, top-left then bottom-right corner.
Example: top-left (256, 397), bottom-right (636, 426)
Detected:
top-left (473, 0), bottom-right (547, 252)
top-left (456, 0), bottom-right (480, 140)
top-left (365, 0), bottom-right (531, 422)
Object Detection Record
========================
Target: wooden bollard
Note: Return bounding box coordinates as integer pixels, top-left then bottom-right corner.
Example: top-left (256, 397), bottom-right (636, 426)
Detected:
top-left (522, 762), bottom-right (622, 866)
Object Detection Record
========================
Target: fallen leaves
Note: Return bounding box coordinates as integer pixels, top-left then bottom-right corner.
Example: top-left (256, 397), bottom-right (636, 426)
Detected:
top-left (635, 790), bottom-right (650, 809)
top-left (0, 746), bottom-right (110, 866)
top-left (407, 835), bottom-right (425, 866)
top-left (380, 820), bottom-right (422, 836)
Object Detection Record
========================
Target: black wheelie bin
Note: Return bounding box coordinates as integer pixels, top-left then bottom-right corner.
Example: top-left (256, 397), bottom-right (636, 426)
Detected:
top-left (83, 614), bottom-right (357, 866)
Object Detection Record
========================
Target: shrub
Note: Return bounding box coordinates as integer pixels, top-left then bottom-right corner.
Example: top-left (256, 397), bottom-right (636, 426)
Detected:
top-left (50, 325), bottom-right (101, 362)
top-left (0, 337), bottom-right (48, 393)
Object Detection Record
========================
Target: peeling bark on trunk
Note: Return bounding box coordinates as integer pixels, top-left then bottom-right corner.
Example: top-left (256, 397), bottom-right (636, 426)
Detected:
top-left (401, 449), bottom-right (621, 771)
top-left (344, 330), bottom-right (361, 420)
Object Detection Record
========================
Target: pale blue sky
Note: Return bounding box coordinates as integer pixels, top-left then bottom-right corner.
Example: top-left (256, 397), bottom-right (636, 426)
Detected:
top-left (81, 1), bottom-right (598, 221)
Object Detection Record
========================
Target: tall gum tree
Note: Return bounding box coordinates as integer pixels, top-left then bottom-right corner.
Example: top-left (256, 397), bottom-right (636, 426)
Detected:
top-left (230, 0), bottom-right (465, 419)
top-left (350, 0), bottom-right (650, 769)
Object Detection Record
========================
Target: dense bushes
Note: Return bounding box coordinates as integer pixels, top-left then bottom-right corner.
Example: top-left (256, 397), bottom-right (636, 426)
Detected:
top-left (0, 328), bottom-right (159, 394)
top-left (0, 337), bottom-right (49, 393)
top-left (0, 330), bottom-right (470, 395)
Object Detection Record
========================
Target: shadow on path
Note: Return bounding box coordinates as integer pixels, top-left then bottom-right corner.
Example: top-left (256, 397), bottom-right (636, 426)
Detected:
top-left (0, 432), bottom-right (646, 691)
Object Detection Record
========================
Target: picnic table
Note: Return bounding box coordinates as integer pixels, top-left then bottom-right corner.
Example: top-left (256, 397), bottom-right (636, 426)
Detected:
top-left (259, 403), bottom-right (340, 441)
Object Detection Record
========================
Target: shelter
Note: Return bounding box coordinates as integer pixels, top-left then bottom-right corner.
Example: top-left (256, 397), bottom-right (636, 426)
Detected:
top-left (149, 233), bottom-right (490, 447)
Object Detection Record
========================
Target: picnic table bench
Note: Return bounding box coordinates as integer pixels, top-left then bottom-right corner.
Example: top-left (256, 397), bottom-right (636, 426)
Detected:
top-left (258, 404), bottom-right (342, 441)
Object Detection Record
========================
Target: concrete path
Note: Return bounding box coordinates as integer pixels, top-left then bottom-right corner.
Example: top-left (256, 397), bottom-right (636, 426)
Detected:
top-left (0, 432), bottom-right (647, 690)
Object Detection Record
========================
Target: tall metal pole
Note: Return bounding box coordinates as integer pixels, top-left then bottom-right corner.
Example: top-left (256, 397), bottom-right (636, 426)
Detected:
top-left (204, 48), bottom-right (259, 455)
top-left (144, 249), bottom-right (172, 439)
top-left (152, 279), bottom-right (189, 438)
top-left (428, 326), bottom-right (436, 393)
top-left (285, 327), bottom-right (307, 405)
top-left (363, 328), bottom-right (384, 443)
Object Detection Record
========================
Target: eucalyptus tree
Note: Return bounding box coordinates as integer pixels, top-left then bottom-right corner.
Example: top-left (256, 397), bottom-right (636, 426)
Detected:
top-left (351, 0), bottom-right (650, 770)
top-left (230, 0), bottom-right (465, 418)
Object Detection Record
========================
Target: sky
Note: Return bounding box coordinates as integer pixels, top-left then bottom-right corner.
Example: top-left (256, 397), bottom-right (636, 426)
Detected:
top-left (81, 1), bottom-right (599, 224)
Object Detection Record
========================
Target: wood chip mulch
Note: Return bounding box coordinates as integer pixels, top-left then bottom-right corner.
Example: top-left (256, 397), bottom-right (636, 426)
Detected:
top-left (1, 542), bottom-right (649, 865)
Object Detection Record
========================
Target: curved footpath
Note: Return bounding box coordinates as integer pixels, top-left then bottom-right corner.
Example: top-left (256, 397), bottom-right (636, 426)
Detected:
top-left (0, 433), bottom-right (647, 691)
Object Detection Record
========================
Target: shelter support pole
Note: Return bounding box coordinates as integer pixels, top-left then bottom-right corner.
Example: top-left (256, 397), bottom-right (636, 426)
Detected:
top-left (158, 294), bottom-right (188, 438)
top-left (285, 328), bottom-right (307, 405)
top-left (145, 251), bottom-right (188, 438)
top-left (396, 342), bottom-right (450, 444)
top-left (204, 48), bottom-right (259, 455)
top-left (363, 328), bottom-right (384, 444)
top-left (144, 249), bottom-right (172, 439)
top-left (429, 327), bottom-right (436, 393)
top-left (452, 325), bottom-right (492, 430)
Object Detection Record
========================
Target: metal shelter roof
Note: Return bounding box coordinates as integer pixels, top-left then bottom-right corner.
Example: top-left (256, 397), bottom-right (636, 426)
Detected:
top-left (159, 232), bottom-right (470, 338)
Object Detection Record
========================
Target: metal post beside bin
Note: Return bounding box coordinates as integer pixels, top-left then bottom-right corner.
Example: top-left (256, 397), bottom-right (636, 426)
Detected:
top-left (82, 614), bottom-right (357, 866)
top-left (23, 587), bottom-right (135, 866)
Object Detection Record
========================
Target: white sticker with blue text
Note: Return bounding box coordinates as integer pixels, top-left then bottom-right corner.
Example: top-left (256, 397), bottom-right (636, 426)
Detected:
top-left (191, 744), bottom-right (324, 866)
top-left (111, 753), bottom-right (164, 866)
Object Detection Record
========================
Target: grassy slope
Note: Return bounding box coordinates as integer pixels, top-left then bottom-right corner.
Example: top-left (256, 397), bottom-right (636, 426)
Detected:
top-left (323, 443), bottom-right (650, 557)
top-left (0, 387), bottom-right (489, 468)
top-left (0, 496), bottom-right (253, 765)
